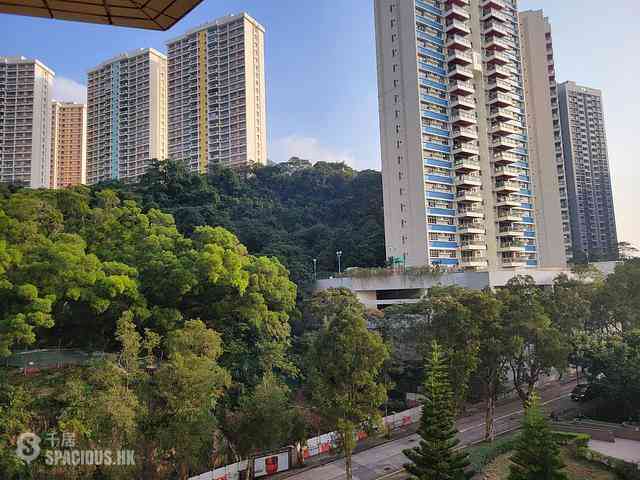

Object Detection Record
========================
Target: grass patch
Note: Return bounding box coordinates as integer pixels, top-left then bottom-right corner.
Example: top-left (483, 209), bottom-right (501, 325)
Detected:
top-left (476, 447), bottom-right (620, 480)
top-left (467, 431), bottom-right (520, 474)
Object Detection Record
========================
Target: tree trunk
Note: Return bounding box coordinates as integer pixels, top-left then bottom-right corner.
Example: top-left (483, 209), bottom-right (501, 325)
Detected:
top-left (345, 450), bottom-right (353, 480)
top-left (485, 392), bottom-right (496, 442)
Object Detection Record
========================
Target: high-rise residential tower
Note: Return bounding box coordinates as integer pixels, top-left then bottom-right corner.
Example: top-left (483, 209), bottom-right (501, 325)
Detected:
top-left (375, 0), bottom-right (540, 270)
top-left (166, 13), bottom-right (267, 173)
top-left (0, 56), bottom-right (54, 188)
top-left (519, 10), bottom-right (568, 265)
top-left (558, 81), bottom-right (618, 261)
top-left (50, 101), bottom-right (87, 188)
top-left (86, 48), bottom-right (167, 185)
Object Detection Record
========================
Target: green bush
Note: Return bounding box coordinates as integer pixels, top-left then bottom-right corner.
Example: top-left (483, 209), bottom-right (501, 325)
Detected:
top-left (467, 432), bottom-right (519, 473)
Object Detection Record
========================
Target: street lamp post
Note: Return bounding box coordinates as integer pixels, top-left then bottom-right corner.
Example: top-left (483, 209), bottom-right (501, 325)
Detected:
top-left (312, 258), bottom-right (317, 280)
top-left (336, 251), bottom-right (343, 274)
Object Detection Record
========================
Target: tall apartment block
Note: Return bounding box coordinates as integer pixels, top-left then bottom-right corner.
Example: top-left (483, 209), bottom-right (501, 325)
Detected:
top-left (519, 10), bottom-right (568, 265)
top-left (0, 56), bottom-right (54, 188)
top-left (86, 48), bottom-right (167, 185)
top-left (166, 13), bottom-right (267, 173)
top-left (50, 101), bottom-right (87, 188)
top-left (375, 0), bottom-right (540, 270)
top-left (558, 81), bottom-right (618, 261)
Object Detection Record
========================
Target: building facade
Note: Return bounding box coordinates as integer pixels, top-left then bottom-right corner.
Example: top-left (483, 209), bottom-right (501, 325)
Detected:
top-left (166, 12), bottom-right (267, 173)
top-left (50, 101), bottom-right (87, 188)
top-left (558, 81), bottom-right (618, 261)
top-left (0, 56), bottom-right (54, 188)
top-left (519, 10), bottom-right (568, 265)
top-left (86, 48), bottom-right (167, 185)
top-left (375, 0), bottom-right (540, 270)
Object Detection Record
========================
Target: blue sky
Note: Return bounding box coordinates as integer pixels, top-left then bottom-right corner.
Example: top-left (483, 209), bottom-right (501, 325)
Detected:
top-left (0, 0), bottom-right (638, 248)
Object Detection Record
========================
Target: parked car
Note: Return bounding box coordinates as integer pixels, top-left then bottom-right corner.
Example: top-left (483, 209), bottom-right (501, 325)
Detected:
top-left (571, 383), bottom-right (598, 402)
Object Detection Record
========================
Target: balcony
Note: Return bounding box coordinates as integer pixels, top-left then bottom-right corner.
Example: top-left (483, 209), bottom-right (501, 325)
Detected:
top-left (460, 240), bottom-right (487, 251)
top-left (485, 37), bottom-right (509, 51)
top-left (486, 64), bottom-right (510, 78)
top-left (452, 126), bottom-right (478, 141)
top-left (488, 92), bottom-right (513, 107)
top-left (458, 222), bottom-right (485, 234)
top-left (447, 65), bottom-right (474, 80)
top-left (445, 0), bottom-right (470, 7)
top-left (448, 50), bottom-right (473, 65)
top-left (495, 180), bottom-right (520, 193)
top-left (481, 8), bottom-right (506, 22)
top-left (453, 157), bottom-right (480, 172)
top-left (448, 80), bottom-right (474, 96)
top-left (460, 256), bottom-right (488, 268)
top-left (481, 0), bottom-right (505, 9)
top-left (457, 206), bottom-right (484, 218)
top-left (446, 20), bottom-right (471, 35)
top-left (457, 190), bottom-right (483, 203)
top-left (498, 241), bottom-right (526, 253)
top-left (501, 256), bottom-right (528, 268)
top-left (485, 50), bottom-right (509, 65)
top-left (451, 110), bottom-right (477, 126)
top-left (498, 226), bottom-right (525, 237)
top-left (496, 209), bottom-right (523, 222)
top-left (487, 78), bottom-right (512, 92)
top-left (495, 196), bottom-right (521, 208)
top-left (446, 34), bottom-right (472, 50)
top-left (491, 122), bottom-right (519, 136)
top-left (455, 174), bottom-right (482, 187)
top-left (490, 108), bottom-right (516, 122)
top-left (494, 165), bottom-right (520, 178)
top-left (453, 142), bottom-right (479, 157)
top-left (483, 21), bottom-right (508, 37)
top-left (444, 5), bottom-right (470, 20)
top-left (450, 96), bottom-right (475, 110)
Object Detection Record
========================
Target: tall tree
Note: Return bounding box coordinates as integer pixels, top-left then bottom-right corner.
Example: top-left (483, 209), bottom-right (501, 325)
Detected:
top-left (508, 394), bottom-right (567, 480)
top-left (403, 340), bottom-right (472, 480)
top-left (306, 288), bottom-right (388, 480)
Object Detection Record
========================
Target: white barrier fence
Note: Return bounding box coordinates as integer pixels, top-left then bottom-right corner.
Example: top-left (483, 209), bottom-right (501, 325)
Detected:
top-left (189, 405), bottom-right (423, 480)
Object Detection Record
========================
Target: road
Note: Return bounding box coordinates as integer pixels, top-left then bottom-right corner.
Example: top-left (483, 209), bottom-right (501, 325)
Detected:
top-left (285, 380), bottom-right (577, 480)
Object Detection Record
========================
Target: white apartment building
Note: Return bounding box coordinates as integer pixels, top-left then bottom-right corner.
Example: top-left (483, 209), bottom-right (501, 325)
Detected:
top-left (375, 0), bottom-right (551, 270)
top-left (519, 10), bottom-right (568, 266)
top-left (166, 12), bottom-right (267, 173)
top-left (0, 56), bottom-right (54, 188)
top-left (86, 48), bottom-right (167, 184)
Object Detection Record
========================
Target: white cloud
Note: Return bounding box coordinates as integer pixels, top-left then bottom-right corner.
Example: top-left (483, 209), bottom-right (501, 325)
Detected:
top-left (52, 77), bottom-right (87, 104)
top-left (269, 135), bottom-right (357, 166)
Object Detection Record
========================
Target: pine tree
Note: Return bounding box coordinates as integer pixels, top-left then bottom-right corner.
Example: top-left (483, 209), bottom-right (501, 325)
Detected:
top-left (508, 393), bottom-right (568, 480)
top-left (403, 340), bottom-right (473, 480)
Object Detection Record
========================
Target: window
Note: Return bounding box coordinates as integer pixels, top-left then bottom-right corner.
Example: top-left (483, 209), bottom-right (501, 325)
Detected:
top-left (392, 48), bottom-right (398, 57)
top-left (392, 64), bottom-right (399, 72)
top-left (393, 79), bottom-right (399, 88)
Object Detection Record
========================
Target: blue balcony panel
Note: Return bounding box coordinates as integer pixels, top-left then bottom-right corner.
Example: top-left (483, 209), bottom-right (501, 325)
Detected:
top-left (421, 94), bottom-right (448, 107)
top-left (524, 230), bottom-right (536, 238)
top-left (520, 189), bottom-right (532, 196)
top-left (418, 46), bottom-right (445, 62)
top-left (419, 77), bottom-right (448, 91)
top-left (428, 207), bottom-right (456, 217)
top-left (418, 62), bottom-right (447, 76)
top-left (431, 258), bottom-right (459, 266)
top-left (426, 174), bottom-right (453, 184)
top-left (527, 260), bottom-right (538, 266)
top-left (423, 142), bottom-right (451, 154)
top-left (519, 175), bottom-right (530, 182)
top-left (416, 15), bottom-right (443, 31)
top-left (424, 158), bottom-right (452, 169)
top-left (512, 134), bottom-right (528, 142)
top-left (520, 203), bottom-right (533, 210)
top-left (426, 190), bottom-right (454, 201)
top-left (513, 162), bottom-right (529, 169)
top-left (421, 110), bottom-right (448, 122)
top-left (514, 148), bottom-right (528, 155)
top-left (423, 126), bottom-right (450, 138)
top-left (525, 245), bottom-right (537, 252)
top-left (417, 30), bottom-right (444, 46)
top-left (430, 241), bottom-right (458, 249)
top-left (416, 0), bottom-right (442, 15)
top-left (521, 217), bottom-right (535, 224)
top-left (430, 224), bottom-right (457, 233)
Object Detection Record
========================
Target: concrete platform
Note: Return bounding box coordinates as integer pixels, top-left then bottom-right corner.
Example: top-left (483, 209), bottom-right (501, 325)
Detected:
top-left (589, 438), bottom-right (640, 464)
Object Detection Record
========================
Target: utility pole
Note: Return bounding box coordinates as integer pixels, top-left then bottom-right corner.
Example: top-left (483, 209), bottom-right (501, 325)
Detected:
top-left (313, 258), bottom-right (317, 280)
top-left (336, 251), bottom-right (343, 274)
